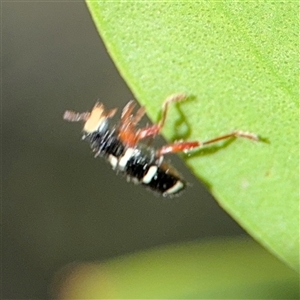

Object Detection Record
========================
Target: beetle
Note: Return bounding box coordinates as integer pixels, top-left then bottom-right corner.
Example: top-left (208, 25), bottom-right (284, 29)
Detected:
top-left (63, 93), bottom-right (259, 196)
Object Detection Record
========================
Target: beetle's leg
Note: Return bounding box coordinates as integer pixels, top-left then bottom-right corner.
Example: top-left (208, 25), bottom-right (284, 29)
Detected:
top-left (132, 107), bottom-right (146, 125)
top-left (157, 130), bottom-right (259, 156)
top-left (158, 93), bottom-right (187, 129)
top-left (136, 93), bottom-right (187, 140)
top-left (118, 101), bottom-right (146, 146)
top-left (121, 100), bottom-right (136, 123)
top-left (201, 131), bottom-right (259, 145)
top-left (157, 141), bottom-right (201, 156)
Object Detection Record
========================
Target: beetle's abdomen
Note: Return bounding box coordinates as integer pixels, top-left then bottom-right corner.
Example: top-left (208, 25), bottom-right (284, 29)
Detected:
top-left (117, 147), bottom-right (185, 196)
top-left (142, 164), bottom-right (185, 196)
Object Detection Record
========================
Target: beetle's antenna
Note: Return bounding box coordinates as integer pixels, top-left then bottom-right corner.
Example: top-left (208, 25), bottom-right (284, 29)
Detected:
top-left (63, 111), bottom-right (90, 122)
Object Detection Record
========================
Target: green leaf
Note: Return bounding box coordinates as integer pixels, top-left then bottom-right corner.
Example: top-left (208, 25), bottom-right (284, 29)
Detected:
top-left (54, 238), bottom-right (299, 298)
top-left (86, 2), bottom-right (299, 270)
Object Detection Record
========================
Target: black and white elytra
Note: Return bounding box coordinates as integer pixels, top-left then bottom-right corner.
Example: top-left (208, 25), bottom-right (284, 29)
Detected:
top-left (63, 93), bottom-right (259, 196)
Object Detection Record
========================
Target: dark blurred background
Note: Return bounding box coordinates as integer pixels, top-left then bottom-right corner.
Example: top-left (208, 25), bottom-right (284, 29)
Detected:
top-left (3, 2), bottom-right (247, 299)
